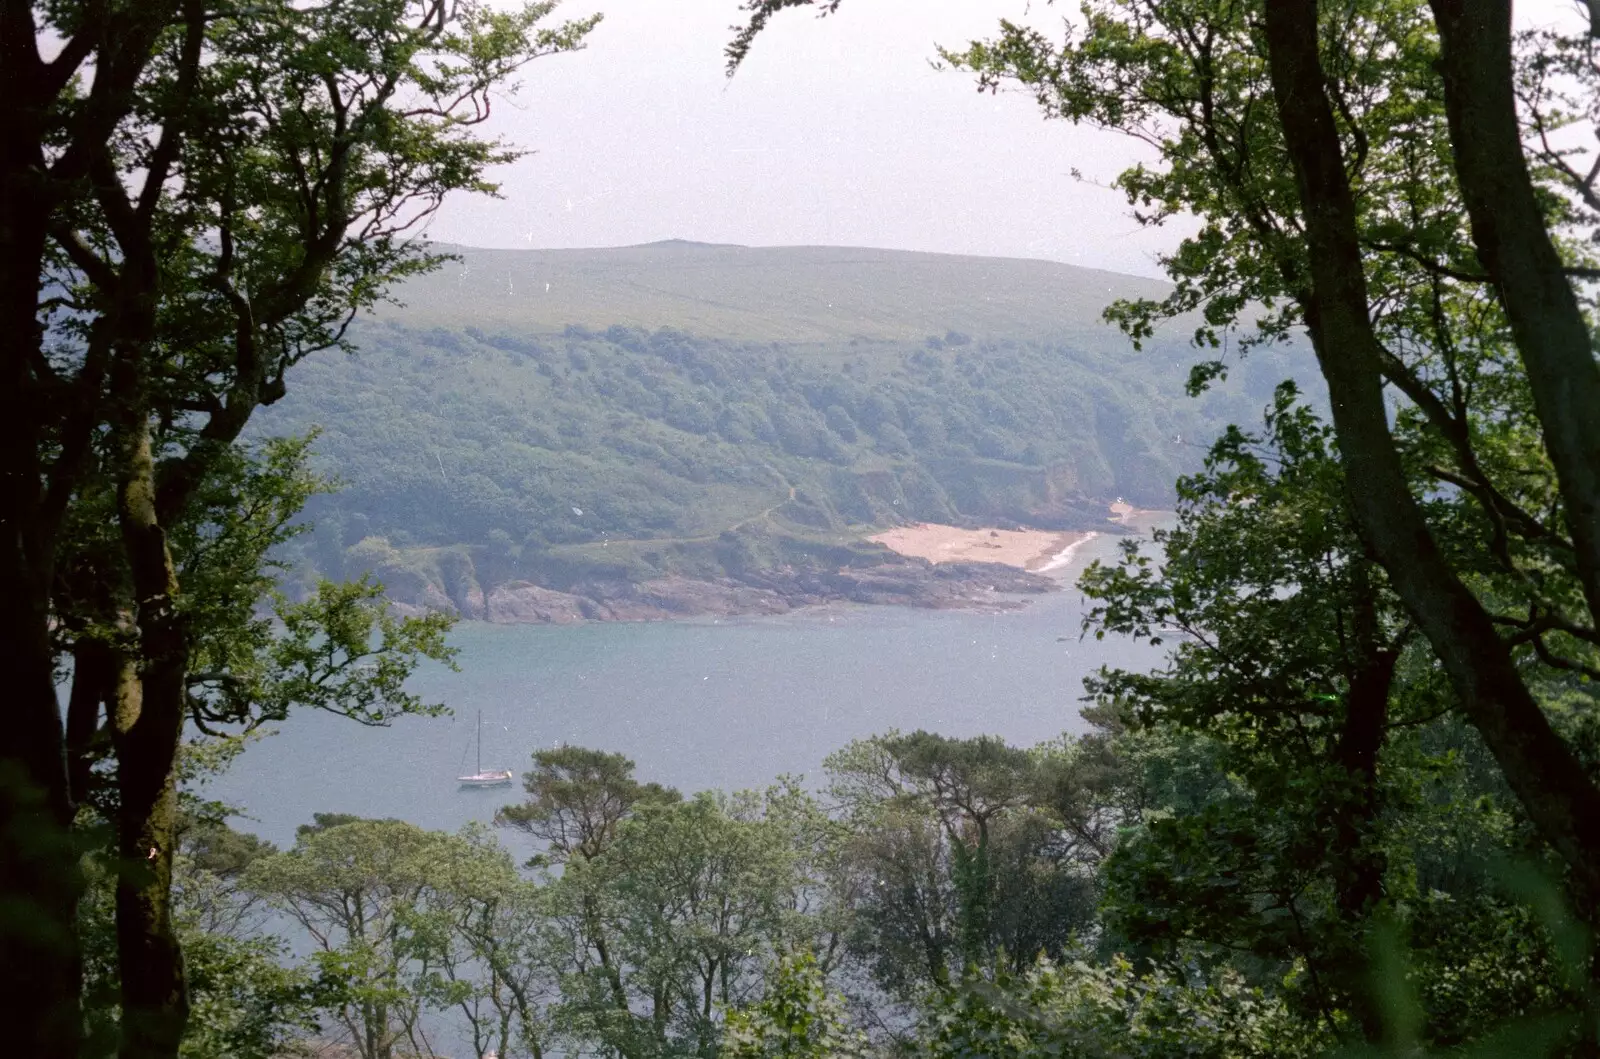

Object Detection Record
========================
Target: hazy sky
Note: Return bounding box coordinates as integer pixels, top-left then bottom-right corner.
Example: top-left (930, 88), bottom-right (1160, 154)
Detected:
top-left (427, 0), bottom-right (1186, 276)
top-left (428, 0), bottom-right (1587, 279)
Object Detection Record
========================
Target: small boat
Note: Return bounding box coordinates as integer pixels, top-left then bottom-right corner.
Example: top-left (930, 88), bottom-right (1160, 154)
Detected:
top-left (457, 711), bottom-right (515, 788)
top-left (458, 769), bottom-right (514, 789)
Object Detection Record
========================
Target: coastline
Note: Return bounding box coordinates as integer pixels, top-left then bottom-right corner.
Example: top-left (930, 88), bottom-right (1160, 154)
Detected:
top-left (390, 558), bottom-right (1060, 626)
top-left (383, 508), bottom-right (1165, 626)
top-left (1036, 532), bottom-right (1100, 575)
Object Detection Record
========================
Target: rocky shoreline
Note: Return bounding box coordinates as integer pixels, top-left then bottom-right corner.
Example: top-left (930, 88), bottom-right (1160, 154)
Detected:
top-left (388, 557), bottom-right (1059, 624)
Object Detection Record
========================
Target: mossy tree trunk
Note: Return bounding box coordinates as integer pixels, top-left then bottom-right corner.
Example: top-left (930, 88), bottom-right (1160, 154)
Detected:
top-left (109, 364), bottom-right (191, 1059)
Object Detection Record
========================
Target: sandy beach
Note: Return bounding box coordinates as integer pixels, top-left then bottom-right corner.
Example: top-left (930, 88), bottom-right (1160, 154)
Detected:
top-left (869, 523), bottom-right (1093, 573)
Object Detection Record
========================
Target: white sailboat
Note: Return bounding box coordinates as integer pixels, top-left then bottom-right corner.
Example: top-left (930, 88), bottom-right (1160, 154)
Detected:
top-left (457, 711), bottom-right (514, 788)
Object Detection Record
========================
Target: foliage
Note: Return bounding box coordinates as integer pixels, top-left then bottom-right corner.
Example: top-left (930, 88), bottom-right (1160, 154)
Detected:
top-left (78, 812), bottom-right (327, 1059)
top-left (245, 817), bottom-right (541, 1059)
top-left (142, 723), bottom-right (1600, 1059)
top-left (1077, 386), bottom-right (1409, 1025)
top-left (174, 930), bottom-right (329, 1059)
top-left (197, 739), bottom-right (1157, 1058)
top-left (62, 432), bottom-right (462, 1059)
top-left (1073, 382), bottom-right (1600, 1047)
top-left (4, 0), bottom-right (598, 1053)
top-left (255, 272), bottom-right (1302, 597)
top-left (925, 0), bottom-right (1600, 915)
top-left (542, 789), bottom-right (822, 1057)
top-left (722, 951), bottom-right (868, 1059)
top-left (490, 749), bottom-right (858, 1058)
top-left (822, 731), bottom-right (1122, 1003)
top-left (722, 0), bottom-right (1600, 1052)
top-left (495, 745), bottom-right (682, 865)
top-left (918, 952), bottom-right (1324, 1059)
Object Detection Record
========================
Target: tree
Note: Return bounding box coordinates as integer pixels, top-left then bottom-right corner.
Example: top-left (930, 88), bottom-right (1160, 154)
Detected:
top-left (421, 858), bottom-right (557, 1059)
top-left (1078, 386), bottom-right (1417, 1039)
top-left (634, 794), bottom-right (802, 1052)
top-left (496, 746), bottom-right (682, 866)
top-left (78, 803), bottom-right (337, 1059)
top-left (1255, 0), bottom-right (1600, 904)
top-left (823, 732), bottom-right (1107, 999)
top-left (499, 754), bottom-right (827, 1059)
top-left (725, 0), bottom-right (1600, 967)
top-left (495, 746), bottom-right (681, 1055)
top-left (830, 731), bottom-right (1037, 980)
top-left (1, 2), bottom-right (599, 1055)
top-left (544, 789), bottom-right (815, 1058)
top-left (244, 817), bottom-right (531, 1059)
top-left (63, 430), bottom-right (458, 1059)
top-left (1072, 386), bottom-right (1590, 1045)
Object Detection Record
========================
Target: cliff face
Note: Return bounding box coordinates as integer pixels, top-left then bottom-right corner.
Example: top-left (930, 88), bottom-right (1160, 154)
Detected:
top-left (376, 549), bottom-right (1058, 624)
top-left (477, 577), bottom-right (792, 624)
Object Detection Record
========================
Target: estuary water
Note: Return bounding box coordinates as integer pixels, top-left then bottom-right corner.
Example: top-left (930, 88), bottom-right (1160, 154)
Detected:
top-left (206, 526), bottom-right (1166, 847)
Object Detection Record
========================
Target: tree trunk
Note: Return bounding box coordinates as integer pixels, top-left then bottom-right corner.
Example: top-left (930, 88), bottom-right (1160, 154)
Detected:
top-left (1332, 647), bottom-right (1392, 922)
top-left (651, 984), bottom-right (669, 1048)
top-left (67, 637), bottom-right (117, 810)
top-left (1327, 587), bottom-right (1398, 1044)
top-left (1427, 0), bottom-right (1600, 626)
top-left (0, 165), bottom-right (82, 1059)
top-left (1262, 0), bottom-right (1600, 905)
top-left (1331, 574), bottom-right (1394, 924)
top-left (919, 859), bottom-right (950, 988)
top-left (111, 415), bottom-right (190, 1059)
top-left (0, 581), bottom-right (83, 1059)
top-left (375, 998), bottom-right (391, 1059)
top-left (951, 827), bottom-right (992, 972)
top-left (2, 8), bottom-right (190, 1047)
top-left (585, 895), bottom-right (630, 1012)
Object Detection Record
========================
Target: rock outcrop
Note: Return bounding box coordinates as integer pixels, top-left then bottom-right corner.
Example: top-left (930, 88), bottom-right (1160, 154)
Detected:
top-left (390, 557), bottom-right (1057, 624)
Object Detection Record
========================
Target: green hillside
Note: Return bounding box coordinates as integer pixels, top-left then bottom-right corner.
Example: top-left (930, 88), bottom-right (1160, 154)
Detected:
top-left (260, 242), bottom-right (1301, 598)
top-left (377, 240), bottom-right (1177, 343)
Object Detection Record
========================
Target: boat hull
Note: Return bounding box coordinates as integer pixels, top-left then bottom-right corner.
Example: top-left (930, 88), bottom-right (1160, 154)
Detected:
top-left (457, 771), bottom-right (515, 788)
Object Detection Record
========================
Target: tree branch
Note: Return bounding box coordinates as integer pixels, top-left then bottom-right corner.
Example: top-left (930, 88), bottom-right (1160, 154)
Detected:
top-left (1430, 0), bottom-right (1600, 627)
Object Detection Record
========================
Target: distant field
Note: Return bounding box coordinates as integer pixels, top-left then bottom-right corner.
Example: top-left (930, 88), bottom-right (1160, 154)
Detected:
top-left (384, 241), bottom-right (1179, 344)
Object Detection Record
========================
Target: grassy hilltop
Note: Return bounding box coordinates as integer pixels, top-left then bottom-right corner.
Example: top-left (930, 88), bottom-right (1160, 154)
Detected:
top-left (259, 241), bottom-right (1301, 610)
top-left (373, 240), bottom-right (1176, 343)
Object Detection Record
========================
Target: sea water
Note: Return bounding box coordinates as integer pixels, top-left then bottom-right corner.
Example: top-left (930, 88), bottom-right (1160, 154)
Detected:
top-left (205, 526), bottom-right (1166, 846)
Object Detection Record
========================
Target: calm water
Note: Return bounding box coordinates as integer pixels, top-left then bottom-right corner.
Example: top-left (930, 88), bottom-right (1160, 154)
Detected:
top-left (206, 527), bottom-right (1166, 846)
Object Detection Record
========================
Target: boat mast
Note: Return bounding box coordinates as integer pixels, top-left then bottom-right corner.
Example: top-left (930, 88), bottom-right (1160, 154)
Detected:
top-left (477, 710), bottom-right (483, 774)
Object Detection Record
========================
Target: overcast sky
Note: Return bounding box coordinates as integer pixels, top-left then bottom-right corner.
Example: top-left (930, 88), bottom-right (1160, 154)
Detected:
top-left (427, 0), bottom-right (1587, 279)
